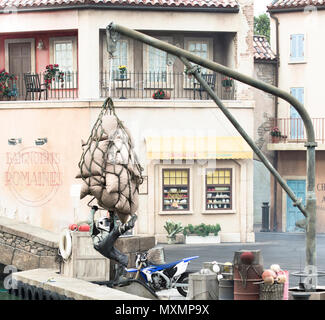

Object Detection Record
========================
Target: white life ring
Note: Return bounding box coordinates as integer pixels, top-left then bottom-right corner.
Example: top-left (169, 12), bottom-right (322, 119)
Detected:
top-left (59, 229), bottom-right (72, 261)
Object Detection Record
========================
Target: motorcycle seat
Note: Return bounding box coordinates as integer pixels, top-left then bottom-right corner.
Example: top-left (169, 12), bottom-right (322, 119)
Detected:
top-left (147, 260), bottom-right (181, 270)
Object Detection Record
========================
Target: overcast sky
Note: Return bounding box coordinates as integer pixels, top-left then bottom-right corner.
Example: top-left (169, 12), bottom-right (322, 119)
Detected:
top-left (255, 0), bottom-right (272, 16)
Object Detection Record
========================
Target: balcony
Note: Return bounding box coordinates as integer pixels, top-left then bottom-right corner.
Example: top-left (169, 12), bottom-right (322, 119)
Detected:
top-left (268, 118), bottom-right (325, 149)
top-left (0, 72), bottom-right (78, 101)
top-left (99, 71), bottom-right (235, 101)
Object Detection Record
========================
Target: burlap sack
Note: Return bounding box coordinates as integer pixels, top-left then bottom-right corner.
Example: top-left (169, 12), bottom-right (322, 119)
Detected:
top-left (80, 175), bottom-right (104, 199)
top-left (76, 98), bottom-right (143, 223)
top-left (79, 139), bottom-right (110, 178)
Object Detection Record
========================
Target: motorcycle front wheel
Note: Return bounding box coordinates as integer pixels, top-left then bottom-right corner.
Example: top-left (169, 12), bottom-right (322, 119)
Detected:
top-left (176, 273), bottom-right (189, 297)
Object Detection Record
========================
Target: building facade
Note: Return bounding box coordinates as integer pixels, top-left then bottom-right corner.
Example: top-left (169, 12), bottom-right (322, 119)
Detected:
top-left (0, 0), bottom-right (256, 242)
top-left (252, 35), bottom-right (277, 229)
top-left (268, 0), bottom-right (325, 232)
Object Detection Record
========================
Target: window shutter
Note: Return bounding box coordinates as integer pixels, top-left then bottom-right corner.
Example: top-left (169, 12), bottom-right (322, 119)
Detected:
top-left (298, 34), bottom-right (304, 58)
top-left (290, 34), bottom-right (297, 58)
top-left (297, 87), bottom-right (304, 104)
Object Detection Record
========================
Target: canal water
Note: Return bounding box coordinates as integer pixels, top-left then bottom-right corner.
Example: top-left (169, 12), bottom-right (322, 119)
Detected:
top-left (0, 264), bottom-right (21, 300)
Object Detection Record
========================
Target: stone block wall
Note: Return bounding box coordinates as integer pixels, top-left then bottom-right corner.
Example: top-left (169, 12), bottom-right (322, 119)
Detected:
top-left (0, 217), bottom-right (59, 271)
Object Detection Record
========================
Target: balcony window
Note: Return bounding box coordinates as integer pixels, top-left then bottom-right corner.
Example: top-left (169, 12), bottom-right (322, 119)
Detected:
top-left (184, 38), bottom-right (213, 88)
top-left (50, 37), bottom-right (77, 88)
top-left (290, 87), bottom-right (304, 139)
top-left (206, 169), bottom-right (232, 210)
top-left (111, 40), bottom-right (128, 79)
top-left (162, 169), bottom-right (189, 211)
top-left (144, 37), bottom-right (173, 87)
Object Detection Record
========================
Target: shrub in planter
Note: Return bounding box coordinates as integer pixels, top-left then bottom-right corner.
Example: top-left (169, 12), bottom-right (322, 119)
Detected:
top-left (164, 220), bottom-right (184, 244)
top-left (183, 223), bottom-right (221, 237)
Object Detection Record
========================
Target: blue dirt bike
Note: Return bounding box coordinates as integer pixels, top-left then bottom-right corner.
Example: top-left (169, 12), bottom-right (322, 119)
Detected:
top-left (126, 252), bottom-right (199, 297)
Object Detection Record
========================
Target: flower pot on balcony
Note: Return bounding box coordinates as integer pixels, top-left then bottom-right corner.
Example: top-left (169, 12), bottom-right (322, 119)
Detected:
top-left (164, 91), bottom-right (171, 100)
top-left (271, 136), bottom-right (281, 143)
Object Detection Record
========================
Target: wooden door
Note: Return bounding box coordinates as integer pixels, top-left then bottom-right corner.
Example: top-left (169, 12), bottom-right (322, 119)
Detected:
top-left (286, 179), bottom-right (306, 232)
top-left (8, 42), bottom-right (32, 99)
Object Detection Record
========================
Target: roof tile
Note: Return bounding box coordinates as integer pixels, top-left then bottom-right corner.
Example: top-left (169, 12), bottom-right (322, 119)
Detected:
top-left (0, 0), bottom-right (238, 9)
top-left (253, 35), bottom-right (277, 61)
top-left (268, 0), bottom-right (325, 10)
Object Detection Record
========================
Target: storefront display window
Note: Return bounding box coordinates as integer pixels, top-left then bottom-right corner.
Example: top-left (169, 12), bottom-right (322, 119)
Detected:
top-left (162, 169), bottom-right (189, 211)
top-left (206, 169), bottom-right (232, 210)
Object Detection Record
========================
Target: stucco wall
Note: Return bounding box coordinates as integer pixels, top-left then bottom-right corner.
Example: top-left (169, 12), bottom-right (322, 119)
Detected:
top-left (270, 9), bottom-right (325, 118)
top-left (252, 61), bottom-right (276, 226)
top-left (0, 99), bottom-right (255, 242)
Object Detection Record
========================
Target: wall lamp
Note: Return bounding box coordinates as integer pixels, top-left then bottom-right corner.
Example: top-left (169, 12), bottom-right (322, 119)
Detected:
top-left (35, 138), bottom-right (48, 146)
top-left (8, 138), bottom-right (22, 146)
top-left (37, 39), bottom-right (45, 50)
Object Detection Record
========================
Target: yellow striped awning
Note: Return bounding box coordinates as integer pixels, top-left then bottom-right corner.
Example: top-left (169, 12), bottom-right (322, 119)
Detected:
top-left (146, 136), bottom-right (253, 160)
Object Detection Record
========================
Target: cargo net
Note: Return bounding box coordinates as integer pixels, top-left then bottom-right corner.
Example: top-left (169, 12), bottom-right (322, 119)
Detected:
top-left (76, 97), bottom-right (144, 224)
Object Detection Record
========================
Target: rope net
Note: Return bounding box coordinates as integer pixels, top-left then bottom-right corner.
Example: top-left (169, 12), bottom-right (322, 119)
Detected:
top-left (76, 97), bottom-right (144, 224)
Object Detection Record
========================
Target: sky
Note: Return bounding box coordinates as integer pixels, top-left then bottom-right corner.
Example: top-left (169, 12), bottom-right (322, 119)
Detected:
top-left (254, 0), bottom-right (272, 16)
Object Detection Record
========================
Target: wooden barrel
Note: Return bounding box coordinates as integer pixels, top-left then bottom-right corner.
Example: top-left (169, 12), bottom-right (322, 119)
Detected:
top-left (233, 250), bottom-right (263, 300)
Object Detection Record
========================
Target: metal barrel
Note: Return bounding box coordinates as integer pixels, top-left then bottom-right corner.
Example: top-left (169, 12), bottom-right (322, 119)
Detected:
top-left (218, 279), bottom-right (234, 300)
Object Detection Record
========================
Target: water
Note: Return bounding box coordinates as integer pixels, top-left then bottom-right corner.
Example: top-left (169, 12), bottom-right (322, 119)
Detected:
top-left (0, 280), bottom-right (20, 300)
top-left (0, 264), bottom-right (21, 300)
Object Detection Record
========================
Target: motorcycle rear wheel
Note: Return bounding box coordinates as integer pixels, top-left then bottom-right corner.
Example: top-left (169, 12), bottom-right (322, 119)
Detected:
top-left (176, 273), bottom-right (189, 297)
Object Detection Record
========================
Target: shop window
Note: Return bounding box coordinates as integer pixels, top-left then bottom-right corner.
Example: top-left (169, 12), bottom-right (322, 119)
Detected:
top-left (206, 169), bottom-right (232, 210)
top-left (162, 169), bottom-right (189, 211)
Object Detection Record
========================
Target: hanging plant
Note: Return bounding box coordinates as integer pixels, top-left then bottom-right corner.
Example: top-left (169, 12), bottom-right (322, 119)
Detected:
top-left (44, 64), bottom-right (65, 89)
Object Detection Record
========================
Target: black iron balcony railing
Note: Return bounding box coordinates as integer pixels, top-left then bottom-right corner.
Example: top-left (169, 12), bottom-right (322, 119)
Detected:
top-left (100, 71), bottom-right (235, 100)
top-left (0, 72), bottom-right (78, 101)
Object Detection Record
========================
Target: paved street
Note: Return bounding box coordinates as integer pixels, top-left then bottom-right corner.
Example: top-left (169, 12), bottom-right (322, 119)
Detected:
top-left (161, 232), bottom-right (325, 288)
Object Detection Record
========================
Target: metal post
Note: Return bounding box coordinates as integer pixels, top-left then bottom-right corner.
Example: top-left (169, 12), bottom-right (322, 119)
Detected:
top-left (261, 202), bottom-right (270, 232)
top-left (107, 23), bottom-right (317, 279)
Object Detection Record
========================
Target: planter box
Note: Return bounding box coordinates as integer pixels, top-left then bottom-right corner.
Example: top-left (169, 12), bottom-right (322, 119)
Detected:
top-left (185, 235), bottom-right (220, 244)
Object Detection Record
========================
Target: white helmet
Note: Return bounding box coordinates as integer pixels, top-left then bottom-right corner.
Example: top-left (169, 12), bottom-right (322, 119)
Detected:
top-left (96, 217), bottom-right (110, 232)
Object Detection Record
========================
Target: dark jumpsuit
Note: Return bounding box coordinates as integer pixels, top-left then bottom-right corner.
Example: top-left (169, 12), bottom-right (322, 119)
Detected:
top-left (88, 206), bottom-right (137, 268)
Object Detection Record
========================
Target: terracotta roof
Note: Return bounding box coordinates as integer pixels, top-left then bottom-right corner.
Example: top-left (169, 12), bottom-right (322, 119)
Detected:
top-left (0, 0), bottom-right (239, 10)
top-left (268, 0), bottom-right (325, 11)
top-left (253, 35), bottom-right (277, 62)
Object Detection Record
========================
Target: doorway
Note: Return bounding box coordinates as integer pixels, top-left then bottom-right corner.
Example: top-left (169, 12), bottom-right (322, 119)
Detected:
top-left (286, 179), bottom-right (306, 232)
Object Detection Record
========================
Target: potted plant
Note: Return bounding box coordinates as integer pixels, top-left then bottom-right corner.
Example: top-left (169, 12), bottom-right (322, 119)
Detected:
top-left (118, 65), bottom-right (127, 79)
top-left (44, 64), bottom-right (65, 89)
top-left (0, 70), bottom-right (17, 100)
top-left (164, 219), bottom-right (184, 244)
top-left (152, 89), bottom-right (170, 100)
top-left (222, 76), bottom-right (233, 90)
top-left (270, 126), bottom-right (281, 143)
top-left (183, 223), bottom-right (221, 244)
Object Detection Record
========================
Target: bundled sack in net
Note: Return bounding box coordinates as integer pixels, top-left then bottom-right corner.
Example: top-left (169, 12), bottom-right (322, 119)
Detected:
top-left (76, 97), bottom-right (143, 223)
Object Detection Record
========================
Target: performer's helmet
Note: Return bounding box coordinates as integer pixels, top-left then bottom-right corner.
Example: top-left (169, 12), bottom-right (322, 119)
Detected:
top-left (96, 217), bottom-right (110, 231)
